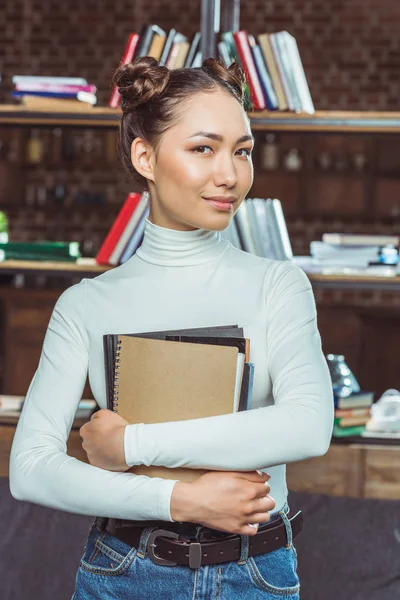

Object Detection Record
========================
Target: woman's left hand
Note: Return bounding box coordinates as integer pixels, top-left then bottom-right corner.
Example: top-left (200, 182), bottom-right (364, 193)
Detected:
top-left (79, 409), bottom-right (131, 472)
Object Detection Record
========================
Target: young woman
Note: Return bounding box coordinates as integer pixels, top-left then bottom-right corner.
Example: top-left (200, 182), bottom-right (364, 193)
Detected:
top-left (9, 56), bottom-right (334, 599)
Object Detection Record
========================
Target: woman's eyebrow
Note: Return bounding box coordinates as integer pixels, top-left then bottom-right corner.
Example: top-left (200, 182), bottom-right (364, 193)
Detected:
top-left (187, 131), bottom-right (254, 144)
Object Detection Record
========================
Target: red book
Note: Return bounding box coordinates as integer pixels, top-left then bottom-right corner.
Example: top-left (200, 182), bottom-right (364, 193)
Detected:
top-left (233, 31), bottom-right (266, 110)
top-left (96, 193), bottom-right (142, 265)
top-left (108, 33), bottom-right (140, 108)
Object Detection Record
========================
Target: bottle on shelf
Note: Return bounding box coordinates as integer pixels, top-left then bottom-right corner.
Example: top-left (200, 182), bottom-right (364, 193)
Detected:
top-left (260, 133), bottom-right (279, 171)
top-left (283, 148), bottom-right (302, 171)
top-left (26, 128), bottom-right (44, 164)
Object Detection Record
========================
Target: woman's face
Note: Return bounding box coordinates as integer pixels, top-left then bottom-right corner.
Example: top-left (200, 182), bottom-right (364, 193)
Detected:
top-left (132, 89), bottom-right (254, 231)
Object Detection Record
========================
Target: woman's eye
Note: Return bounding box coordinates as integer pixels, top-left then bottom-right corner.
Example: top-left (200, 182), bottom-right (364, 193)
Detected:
top-left (237, 148), bottom-right (252, 157)
top-left (192, 146), bottom-right (252, 157)
top-left (192, 146), bottom-right (212, 154)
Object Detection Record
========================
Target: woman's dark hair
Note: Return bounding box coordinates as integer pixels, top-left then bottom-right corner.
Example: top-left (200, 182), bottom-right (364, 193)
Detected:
top-left (112, 56), bottom-right (248, 189)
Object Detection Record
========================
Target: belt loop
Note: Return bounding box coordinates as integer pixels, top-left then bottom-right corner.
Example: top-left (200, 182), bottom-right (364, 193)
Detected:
top-left (137, 526), bottom-right (159, 559)
top-left (96, 517), bottom-right (108, 532)
top-left (237, 533), bottom-right (249, 564)
top-left (278, 502), bottom-right (292, 549)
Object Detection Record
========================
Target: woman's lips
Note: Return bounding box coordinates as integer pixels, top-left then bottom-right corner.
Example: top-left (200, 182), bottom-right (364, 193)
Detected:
top-left (205, 199), bottom-right (234, 211)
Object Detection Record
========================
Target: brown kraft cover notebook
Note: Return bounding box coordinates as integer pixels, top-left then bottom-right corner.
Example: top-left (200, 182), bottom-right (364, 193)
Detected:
top-left (114, 334), bottom-right (244, 483)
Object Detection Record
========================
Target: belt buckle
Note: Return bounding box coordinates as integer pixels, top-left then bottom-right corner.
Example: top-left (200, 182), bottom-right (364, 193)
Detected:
top-left (147, 529), bottom-right (179, 566)
top-left (147, 529), bottom-right (203, 568)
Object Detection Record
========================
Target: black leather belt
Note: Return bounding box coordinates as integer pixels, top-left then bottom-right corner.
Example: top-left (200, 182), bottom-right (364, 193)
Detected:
top-left (100, 510), bottom-right (303, 569)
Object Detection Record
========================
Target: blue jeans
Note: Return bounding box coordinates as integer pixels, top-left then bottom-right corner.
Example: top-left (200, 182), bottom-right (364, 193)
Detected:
top-left (72, 502), bottom-right (300, 599)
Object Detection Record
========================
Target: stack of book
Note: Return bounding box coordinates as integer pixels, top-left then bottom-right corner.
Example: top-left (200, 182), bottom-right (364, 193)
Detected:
top-left (333, 390), bottom-right (374, 438)
top-left (0, 240), bottom-right (81, 263)
top-left (104, 324), bottom-right (254, 483)
top-left (310, 233), bottom-right (399, 270)
top-left (109, 25), bottom-right (314, 113)
top-left (220, 198), bottom-right (293, 261)
top-left (11, 75), bottom-right (97, 111)
top-left (95, 191), bottom-right (149, 266)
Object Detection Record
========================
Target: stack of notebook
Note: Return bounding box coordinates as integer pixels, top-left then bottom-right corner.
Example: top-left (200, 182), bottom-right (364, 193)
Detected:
top-left (103, 324), bottom-right (254, 482)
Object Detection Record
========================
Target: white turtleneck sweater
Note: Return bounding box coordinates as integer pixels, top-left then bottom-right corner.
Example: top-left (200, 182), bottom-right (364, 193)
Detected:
top-left (9, 217), bottom-right (334, 523)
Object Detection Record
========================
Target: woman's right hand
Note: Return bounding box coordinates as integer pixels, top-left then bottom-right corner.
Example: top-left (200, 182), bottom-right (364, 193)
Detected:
top-left (177, 470), bottom-right (276, 536)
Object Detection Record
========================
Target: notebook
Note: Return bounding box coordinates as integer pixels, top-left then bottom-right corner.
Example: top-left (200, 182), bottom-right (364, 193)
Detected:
top-left (103, 325), bottom-right (254, 482)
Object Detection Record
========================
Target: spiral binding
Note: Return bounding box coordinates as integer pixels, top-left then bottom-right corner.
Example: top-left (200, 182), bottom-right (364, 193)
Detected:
top-left (112, 337), bottom-right (122, 412)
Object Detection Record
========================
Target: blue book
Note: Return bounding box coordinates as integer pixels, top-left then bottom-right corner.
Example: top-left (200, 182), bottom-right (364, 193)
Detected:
top-left (246, 363), bottom-right (255, 410)
top-left (248, 34), bottom-right (279, 110)
top-left (13, 90), bottom-right (81, 99)
top-left (119, 205), bottom-right (150, 264)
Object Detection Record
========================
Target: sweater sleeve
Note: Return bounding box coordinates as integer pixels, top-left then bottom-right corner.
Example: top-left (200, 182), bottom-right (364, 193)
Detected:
top-left (124, 261), bottom-right (334, 471)
top-left (9, 279), bottom-right (179, 521)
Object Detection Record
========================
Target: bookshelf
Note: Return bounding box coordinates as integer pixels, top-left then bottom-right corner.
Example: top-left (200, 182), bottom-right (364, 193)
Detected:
top-left (1, 259), bottom-right (400, 291)
top-left (4, 106), bottom-right (400, 132)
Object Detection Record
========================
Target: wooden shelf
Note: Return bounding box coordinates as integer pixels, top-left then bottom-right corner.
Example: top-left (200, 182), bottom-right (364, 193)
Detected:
top-left (3, 105), bottom-right (400, 132)
top-left (0, 259), bottom-right (113, 277)
top-left (0, 104), bottom-right (121, 128)
top-left (248, 110), bottom-right (400, 132)
top-left (0, 259), bottom-right (400, 287)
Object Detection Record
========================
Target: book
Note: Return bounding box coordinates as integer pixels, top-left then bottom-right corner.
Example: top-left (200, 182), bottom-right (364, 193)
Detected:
top-left (333, 424), bottom-right (366, 438)
top-left (96, 193), bottom-right (143, 265)
top-left (362, 430), bottom-right (400, 439)
top-left (147, 27), bottom-right (167, 61)
top-left (322, 233), bottom-right (400, 247)
top-left (108, 192), bottom-right (149, 266)
top-left (274, 32), bottom-right (302, 112)
top-left (12, 76), bottom-right (88, 86)
top-left (251, 198), bottom-right (277, 259)
top-left (15, 83), bottom-right (97, 95)
top-left (335, 407), bottom-right (371, 418)
top-left (234, 200), bottom-right (258, 254)
top-left (184, 32), bottom-right (201, 68)
top-left (104, 325), bottom-right (252, 482)
top-left (283, 32), bottom-right (315, 114)
top-left (108, 33), bottom-right (140, 108)
top-left (159, 28), bottom-right (177, 66)
top-left (103, 324), bottom-right (245, 411)
top-left (248, 34), bottom-right (279, 110)
top-left (257, 33), bottom-right (288, 110)
top-left (0, 251), bottom-right (78, 263)
top-left (233, 31), bottom-right (266, 110)
top-left (119, 204), bottom-right (150, 263)
top-left (0, 241), bottom-right (80, 257)
top-left (13, 90), bottom-right (97, 104)
top-left (334, 391), bottom-right (374, 410)
top-left (267, 198), bottom-right (293, 260)
top-left (334, 415), bottom-right (370, 427)
top-left (221, 31), bottom-right (252, 110)
top-left (269, 33), bottom-right (295, 110)
top-left (166, 33), bottom-right (189, 68)
top-left (17, 95), bottom-right (96, 111)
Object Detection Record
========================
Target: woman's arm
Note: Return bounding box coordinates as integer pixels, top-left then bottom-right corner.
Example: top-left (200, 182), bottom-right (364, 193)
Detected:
top-left (123, 261), bottom-right (334, 471)
top-left (9, 279), bottom-right (179, 521)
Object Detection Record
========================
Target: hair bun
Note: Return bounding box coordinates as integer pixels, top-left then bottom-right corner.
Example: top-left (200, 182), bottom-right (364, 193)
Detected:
top-left (113, 56), bottom-right (171, 112)
top-left (201, 57), bottom-right (247, 101)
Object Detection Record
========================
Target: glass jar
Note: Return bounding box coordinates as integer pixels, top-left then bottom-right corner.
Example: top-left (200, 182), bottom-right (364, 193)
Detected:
top-left (325, 353), bottom-right (360, 398)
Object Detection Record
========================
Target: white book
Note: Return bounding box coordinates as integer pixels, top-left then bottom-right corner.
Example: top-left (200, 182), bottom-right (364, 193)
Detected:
top-left (245, 199), bottom-right (265, 257)
top-left (267, 199), bottom-right (293, 260)
top-left (12, 75), bottom-right (88, 85)
top-left (284, 33), bottom-right (315, 114)
top-left (108, 193), bottom-right (149, 266)
top-left (252, 198), bottom-right (277, 259)
top-left (322, 233), bottom-right (400, 246)
top-left (234, 201), bottom-right (258, 255)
